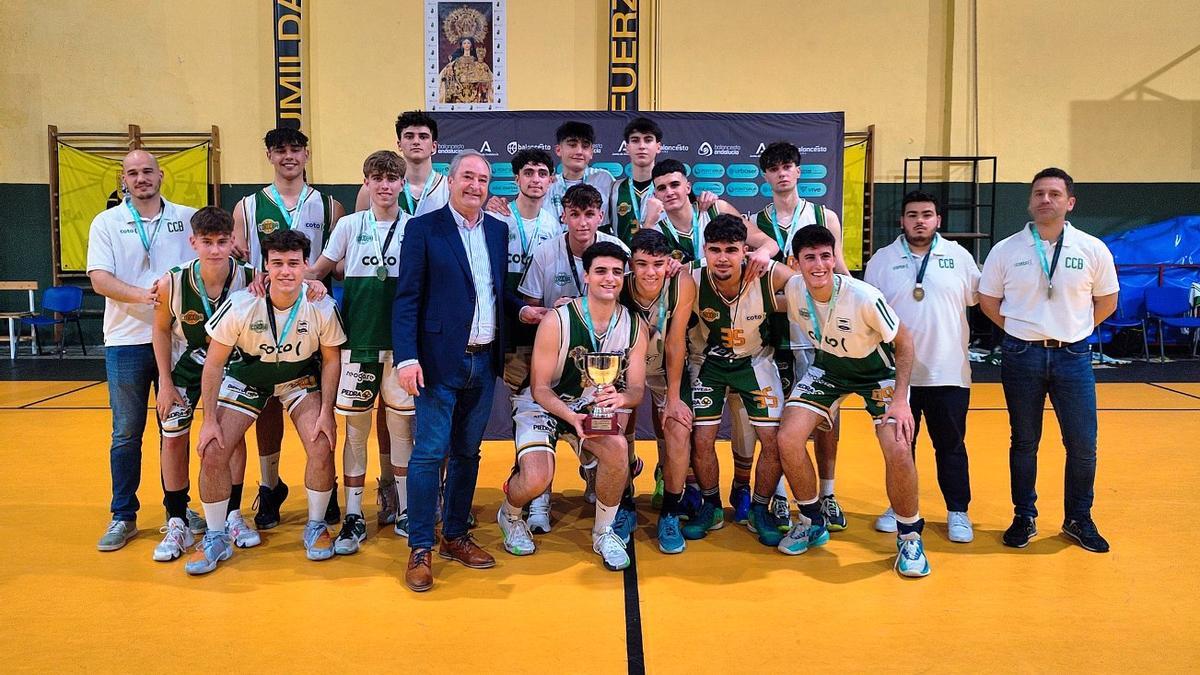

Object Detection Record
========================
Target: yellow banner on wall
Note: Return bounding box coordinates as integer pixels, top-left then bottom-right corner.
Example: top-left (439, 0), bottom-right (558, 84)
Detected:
top-left (57, 143), bottom-right (209, 271)
top-left (841, 140), bottom-right (867, 271)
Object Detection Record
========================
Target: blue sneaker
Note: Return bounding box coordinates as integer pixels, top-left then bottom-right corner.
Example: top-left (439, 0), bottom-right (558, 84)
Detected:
top-left (746, 503), bottom-right (783, 547)
top-left (895, 532), bottom-right (931, 577)
top-left (778, 518), bottom-right (830, 556)
top-left (303, 520), bottom-right (335, 561)
top-left (680, 485), bottom-right (703, 521)
top-left (681, 501), bottom-right (724, 540)
top-left (185, 530), bottom-right (232, 575)
top-left (730, 484), bottom-right (752, 524)
top-left (657, 514), bottom-right (685, 554)
top-left (613, 505), bottom-right (637, 545)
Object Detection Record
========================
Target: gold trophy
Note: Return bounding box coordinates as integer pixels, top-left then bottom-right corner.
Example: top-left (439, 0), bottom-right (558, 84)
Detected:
top-left (583, 352), bottom-right (623, 435)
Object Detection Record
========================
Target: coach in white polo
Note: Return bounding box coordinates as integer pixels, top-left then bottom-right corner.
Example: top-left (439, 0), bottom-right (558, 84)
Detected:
top-left (87, 150), bottom-right (197, 552)
top-left (979, 167), bottom-right (1118, 554)
top-left (865, 190), bottom-right (981, 543)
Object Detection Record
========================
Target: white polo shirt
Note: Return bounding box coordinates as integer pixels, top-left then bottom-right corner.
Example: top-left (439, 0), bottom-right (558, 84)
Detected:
top-left (86, 198), bottom-right (197, 346)
top-left (979, 222), bottom-right (1119, 343)
top-left (865, 235), bottom-right (980, 388)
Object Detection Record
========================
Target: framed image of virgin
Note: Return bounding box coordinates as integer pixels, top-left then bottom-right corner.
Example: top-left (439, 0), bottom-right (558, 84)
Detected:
top-left (424, 0), bottom-right (506, 111)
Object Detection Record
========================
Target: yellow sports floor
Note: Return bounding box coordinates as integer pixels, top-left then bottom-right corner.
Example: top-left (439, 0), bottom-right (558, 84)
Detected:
top-left (0, 380), bottom-right (1197, 673)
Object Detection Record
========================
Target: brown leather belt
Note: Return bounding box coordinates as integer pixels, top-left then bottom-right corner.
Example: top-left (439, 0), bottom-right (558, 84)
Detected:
top-left (465, 342), bottom-right (492, 354)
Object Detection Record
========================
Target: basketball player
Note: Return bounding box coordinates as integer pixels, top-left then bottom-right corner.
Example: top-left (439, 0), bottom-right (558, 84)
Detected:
top-left (497, 241), bottom-right (648, 571)
top-left (683, 215), bottom-right (795, 545)
top-left (776, 225), bottom-right (929, 577)
top-left (187, 230), bottom-right (347, 574)
top-left (151, 207), bottom-right (257, 561)
top-left (355, 111), bottom-right (449, 217)
top-left (231, 127), bottom-right (346, 531)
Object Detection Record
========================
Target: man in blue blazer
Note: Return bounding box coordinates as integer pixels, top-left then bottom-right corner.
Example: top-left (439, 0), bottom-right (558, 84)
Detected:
top-left (393, 150), bottom-right (543, 592)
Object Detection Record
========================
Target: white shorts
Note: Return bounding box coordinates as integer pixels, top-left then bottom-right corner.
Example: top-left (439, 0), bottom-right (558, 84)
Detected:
top-left (511, 389), bottom-right (630, 470)
top-left (335, 350), bottom-right (414, 416)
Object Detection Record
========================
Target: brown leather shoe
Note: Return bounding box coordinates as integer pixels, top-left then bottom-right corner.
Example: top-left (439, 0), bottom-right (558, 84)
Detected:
top-left (438, 533), bottom-right (496, 569)
top-left (405, 548), bottom-right (433, 592)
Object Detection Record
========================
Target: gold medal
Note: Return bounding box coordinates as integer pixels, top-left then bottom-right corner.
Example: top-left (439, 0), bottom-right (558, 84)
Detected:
top-left (913, 285), bottom-right (925, 301)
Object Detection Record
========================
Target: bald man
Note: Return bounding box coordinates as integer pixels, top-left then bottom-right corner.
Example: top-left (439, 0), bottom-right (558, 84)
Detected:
top-left (88, 150), bottom-right (203, 551)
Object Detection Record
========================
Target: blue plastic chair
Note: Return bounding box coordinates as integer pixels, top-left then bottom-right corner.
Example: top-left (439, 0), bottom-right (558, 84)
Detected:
top-left (1098, 289), bottom-right (1149, 360)
top-left (21, 286), bottom-right (85, 358)
top-left (1145, 286), bottom-right (1200, 360)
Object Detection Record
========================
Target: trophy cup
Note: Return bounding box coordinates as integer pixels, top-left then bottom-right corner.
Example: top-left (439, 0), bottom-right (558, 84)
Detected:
top-left (583, 352), bottom-right (623, 435)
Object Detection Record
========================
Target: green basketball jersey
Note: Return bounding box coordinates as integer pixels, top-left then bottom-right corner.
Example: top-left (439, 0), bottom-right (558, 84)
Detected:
top-left (241, 187), bottom-right (334, 269)
top-left (166, 257), bottom-right (255, 386)
top-left (688, 263), bottom-right (777, 362)
top-left (655, 205), bottom-right (719, 265)
top-left (754, 199), bottom-right (827, 349)
top-left (609, 177), bottom-right (654, 245)
top-left (619, 273), bottom-right (679, 377)
top-left (550, 299), bottom-right (641, 403)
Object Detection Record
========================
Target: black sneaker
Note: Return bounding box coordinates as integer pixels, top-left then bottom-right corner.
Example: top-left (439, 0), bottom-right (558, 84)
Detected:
top-left (325, 482), bottom-right (341, 526)
top-left (1002, 515), bottom-right (1037, 548)
top-left (253, 480), bottom-right (289, 530)
top-left (1062, 518), bottom-right (1110, 553)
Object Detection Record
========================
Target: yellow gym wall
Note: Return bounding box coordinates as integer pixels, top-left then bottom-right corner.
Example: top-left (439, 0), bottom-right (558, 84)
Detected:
top-left (1, 0), bottom-right (1197, 185)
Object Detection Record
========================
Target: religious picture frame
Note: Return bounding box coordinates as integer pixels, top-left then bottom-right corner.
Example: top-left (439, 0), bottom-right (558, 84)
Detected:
top-left (424, 0), bottom-right (507, 111)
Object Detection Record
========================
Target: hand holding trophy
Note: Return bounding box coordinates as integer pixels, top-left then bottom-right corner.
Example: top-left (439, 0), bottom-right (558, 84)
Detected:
top-left (582, 351), bottom-right (623, 436)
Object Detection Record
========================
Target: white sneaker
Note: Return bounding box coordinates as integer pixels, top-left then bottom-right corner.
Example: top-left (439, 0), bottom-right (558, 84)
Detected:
top-left (875, 507), bottom-right (898, 533)
top-left (498, 507), bottom-right (536, 556)
top-left (153, 518), bottom-right (194, 561)
top-left (527, 489), bottom-right (552, 534)
top-left (226, 511), bottom-right (262, 548)
top-left (947, 511), bottom-right (974, 543)
top-left (592, 527), bottom-right (630, 571)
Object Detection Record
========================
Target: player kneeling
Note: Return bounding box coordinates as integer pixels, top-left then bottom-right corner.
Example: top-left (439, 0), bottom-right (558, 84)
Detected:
top-left (152, 207), bottom-right (257, 561)
top-left (188, 229), bottom-right (347, 575)
top-left (777, 225), bottom-right (929, 577)
top-left (497, 242), bottom-right (648, 570)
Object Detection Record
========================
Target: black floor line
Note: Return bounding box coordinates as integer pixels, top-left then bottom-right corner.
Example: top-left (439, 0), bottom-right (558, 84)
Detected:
top-left (1147, 382), bottom-right (1200, 401)
top-left (623, 539), bottom-right (645, 675)
top-left (17, 381), bottom-right (102, 408)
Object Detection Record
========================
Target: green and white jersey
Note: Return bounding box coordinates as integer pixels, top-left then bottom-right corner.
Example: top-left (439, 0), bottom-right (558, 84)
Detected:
top-left (241, 186), bottom-right (335, 270)
top-left (608, 177), bottom-right (654, 244)
top-left (654, 205), bottom-right (719, 266)
top-left (321, 209), bottom-right (411, 359)
top-left (688, 263), bottom-right (777, 362)
top-left (206, 286), bottom-right (347, 389)
top-left (783, 274), bottom-right (900, 383)
top-left (165, 257), bottom-right (255, 386)
top-left (548, 168), bottom-right (616, 225)
top-left (754, 198), bottom-right (828, 349)
top-left (493, 206), bottom-right (560, 294)
top-left (548, 299), bottom-right (642, 404)
top-left (398, 172), bottom-right (450, 217)
top-left (620, 273), bottom-right (680, 377)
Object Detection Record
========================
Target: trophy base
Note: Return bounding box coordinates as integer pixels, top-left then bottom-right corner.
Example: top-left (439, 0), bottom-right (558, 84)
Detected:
top-left (583, 414), bottom-right (620, 436)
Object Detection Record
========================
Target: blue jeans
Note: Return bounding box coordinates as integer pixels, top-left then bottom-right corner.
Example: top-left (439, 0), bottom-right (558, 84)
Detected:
top-left (105, 344), bottom-right (159, 521)
top-left (999, 335), bottom-right (1098, 522)
top-left (408, 350), bottom-right (496, 550)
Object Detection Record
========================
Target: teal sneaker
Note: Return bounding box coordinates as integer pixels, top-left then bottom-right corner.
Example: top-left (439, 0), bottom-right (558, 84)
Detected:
top-left (681, 502), bottom-right (723, 540)
top-left (778, 518), bottom-right (830, 556)
top-left (613, 505), bottom-right (636, 545)
top-left (819, 494), bottom-right (847, 532)
top-left (185, 530), bottom-right (232, 575)
top-left (771, 495), bottom-right (792, 532)
top-left (895, 532), bottom-right (931, 577)
top-left (746, 503), bottom-right (784, 546)
top-left (657, 514), bottom-right (685, 554)
top-left (303, 520), bottom-right (335, 561)
top-left (651, 465), bottom-right (665, 510)
top-left (333, 513), bottom-right (367, 555)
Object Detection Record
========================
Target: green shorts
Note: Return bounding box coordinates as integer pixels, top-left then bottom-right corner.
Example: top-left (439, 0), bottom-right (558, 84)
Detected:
top-left (689, 353), bottom-right (783, 427)
top-left (645, 367), bottom-right (693, 411)
top-left (218, 371), bottom-right (320, 419)
top-left (161, 353), bottom-right (205, 438)
top-left (335, 350), bottom-right (414, 416)
top-left (511, 389), bottom-right (630, 469)
top-left (785, 364), bottom-right (897, 431)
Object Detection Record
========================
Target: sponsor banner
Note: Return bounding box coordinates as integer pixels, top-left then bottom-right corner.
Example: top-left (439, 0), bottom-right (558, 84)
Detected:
top-left (273, 0), bottom-right (303, 129)
top-left (432, 110), bottom-right (845, 216)
top-left (608, 0), bottom-right (638, 111)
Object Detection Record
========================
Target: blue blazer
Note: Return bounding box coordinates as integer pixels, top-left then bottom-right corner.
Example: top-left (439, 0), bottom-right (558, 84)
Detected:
top-left (392, 204), bottom-right (526, 386)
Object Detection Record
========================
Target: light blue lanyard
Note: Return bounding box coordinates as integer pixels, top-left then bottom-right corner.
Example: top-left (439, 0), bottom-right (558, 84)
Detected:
top-left (513, 205), bottom-right (546, 257)
top-left (900, 233), bottom-right (939, 283)
top-left (265, 288), bottom-right (304, 362)
top-left (269, 184), bottom-right (309, 229)
top-left (768, 197), bottom-right (803, 252)
top-left (803, 275), bottom-right (841, 348)
top-left (123, 198), bottom-right (164, 254)
top-left (192, 259), bottom-right (234, 318)
top-left (1029, 223), bottom-right (1064, 292)
top-left (404, 172), bottom-right (436, 214)
top-left (554, 168), bottom-right (597, 212)
top-left (581, 295), bottom-right (621, 352)
top-left (625, 179), bottom-right (648, 223)
top-left (659, 208), bottom-right (701, 259)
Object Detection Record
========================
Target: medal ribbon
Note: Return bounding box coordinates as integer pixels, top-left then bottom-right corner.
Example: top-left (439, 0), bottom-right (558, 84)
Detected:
top-left (403, 171), bottom-right (436, 215)
top-left (192, 258), bottom-right (235, 318)
top-left (123, 197), bottom-right (165, 255)
top-left (269, 184), bottom-right (310, 229)
top-left (803, 275), bottom-right (842, 349)
top-left (1029, 223), bottom-right (1065, 291)
top-left (368, 210), bottom-right (402, 273)
top-left (900, 233), bottom-right (938, 289)
top-left (581, 295), bottom-right (621, 353)
top-left (264, 285), bottom-right (304, 363)
top-left (768, 197), bottom-right (803, 252)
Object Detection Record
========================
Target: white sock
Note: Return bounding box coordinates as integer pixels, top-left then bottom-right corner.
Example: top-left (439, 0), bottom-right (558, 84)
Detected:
top-left (346, 486), bottom-right (364, 516)
top-left (202, 499), bottom-right (230, 534)
top-left (820, 479), bottom-right (835, 497)
top-left (259, 452), bottom-right (281, 489)
top-left (306, 488), bottom-right (333, 523)
top-left (594, 499), bottom-right (619, 535)
top-left (502, 498), bottom-right (523, 520)
top-left (387, 410), bottom-right (413, 513)
top-left (774, 477), bottom-right (789, 499)
top-left (895, 510), bottom-right (922, 525)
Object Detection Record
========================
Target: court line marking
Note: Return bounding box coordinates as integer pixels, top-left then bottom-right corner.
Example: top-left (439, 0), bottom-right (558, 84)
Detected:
top-left (623, 538), bottom-right (645, 675)
top-left (17, 381), bottom-right (103, 409)
top-left (1147, 382), bottom-right (1200, 401)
